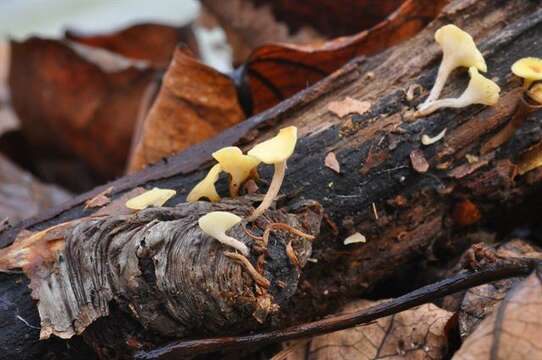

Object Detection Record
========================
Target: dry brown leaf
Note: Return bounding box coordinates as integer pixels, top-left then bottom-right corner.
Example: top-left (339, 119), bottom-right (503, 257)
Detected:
top-left (9, 37), bottom-right (156, 177)
top-left (201, 0), bottom-right (325, 65)
top-left (288, 300), bottom-right (453, 360)
top-left (127, 47), bottom-right (245, 172)
top-left (0, 154), bottom-right (71, 222)
top-left (327, 97), bottom-right (371, 118)
top-left (324, 152), bottom-right (341, 173)
top-left (84, 186), bottom-right (113, 209)
top-left (410, 149), bottom-right (429, 173)
top-left (66, 23), bottom-right (198, 68)
top-left (458, 240), bottom-right (542, 339)
top-left (453, 270), bottom-right (542, 360)
top-left (241, 0), bottom-right (447, 114)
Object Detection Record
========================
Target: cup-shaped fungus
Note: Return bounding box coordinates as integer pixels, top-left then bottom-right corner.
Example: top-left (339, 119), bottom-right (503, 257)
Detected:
top-left (198, 211), bottom-right (248, 255)
top-left (416, 67), bottom-right (500, 117)
top-left (212, 146), bottom-right (260, 196)
top-left (126, 187), bottom-right (176, 210)
top-left (186, 164), bottom-right (222, 202)
top-left (527, 83), bottom-right (542, 105)
top-left (511, 57), bottom-right (542, 89)
top-left (420, 24), bottom-right (487, 107)
top-left (246, 126), bottom-right (297, 221)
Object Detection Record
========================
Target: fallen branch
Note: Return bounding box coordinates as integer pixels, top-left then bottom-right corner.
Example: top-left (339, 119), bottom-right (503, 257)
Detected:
top-left (136, 258), bottom-right (540, 359)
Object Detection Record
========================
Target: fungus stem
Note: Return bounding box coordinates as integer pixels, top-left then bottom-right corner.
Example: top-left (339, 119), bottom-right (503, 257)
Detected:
top-left (247, 161), bottom-right (286, 221)
top-left (422, 57), bottom-right (453, 106)
top-left (416, 97), bottom-right (470, 117)
top-left (217, 233), bottom-right (249, 256)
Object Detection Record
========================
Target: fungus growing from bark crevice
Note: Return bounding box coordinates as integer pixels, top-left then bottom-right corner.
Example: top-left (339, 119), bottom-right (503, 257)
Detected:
top-left (420, 24), bottom-right (487, 107)
top-left (212, 146), bottom-right (260, 197)
top-left (198, 211), bottom-right (248, 255)
top-left (186, 163), bottom-right (222, 202)
top-left (416, 67), bottom-right (500, 117)
top-left (511, 57), bottom-right (542, 89)
top-left (246, 126), bottom-right (298, 221)
top-left (125, 187), bottom-right (176, 210)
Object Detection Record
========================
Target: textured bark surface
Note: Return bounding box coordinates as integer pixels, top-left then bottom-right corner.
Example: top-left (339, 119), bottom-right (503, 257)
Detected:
top-left (1, 0), bottom-right (542, 359)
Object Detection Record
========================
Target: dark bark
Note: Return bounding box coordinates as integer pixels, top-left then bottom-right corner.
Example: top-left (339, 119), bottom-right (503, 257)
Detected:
top-left (2, 0), bottom-right (542, 359)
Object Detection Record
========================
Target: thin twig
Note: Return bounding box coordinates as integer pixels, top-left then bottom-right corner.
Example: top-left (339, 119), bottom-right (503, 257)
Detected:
top-left (135, 259), bottom-right (538, 360)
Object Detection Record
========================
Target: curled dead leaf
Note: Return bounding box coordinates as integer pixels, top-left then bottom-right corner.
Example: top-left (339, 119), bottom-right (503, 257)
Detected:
top-left (324, 152), bottom-right (341, 173)
top-left (327, 97), bottom-right (371, 118)
top-left (238, 0), bottom-right (447, 114)
top-left (458, 240), bottom-right (542, 339)
top-left (127, 47), bottom-right (245, 172)
top-left (453, 270), bottom-right (542, 360)
top-left (9, 37), bottom-right (156, 177)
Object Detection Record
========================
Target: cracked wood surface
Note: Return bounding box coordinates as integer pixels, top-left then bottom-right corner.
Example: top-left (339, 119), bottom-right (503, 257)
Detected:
top-left (2, 0), bottom-right (542, 359)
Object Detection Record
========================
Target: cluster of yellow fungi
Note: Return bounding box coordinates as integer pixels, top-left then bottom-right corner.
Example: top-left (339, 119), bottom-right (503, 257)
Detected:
top-left (124, 27), bottom-right (542, 257)
top-left (416, 24), bottom-right (501, 117)
top-left (189, 126), bottom-right (298, 254)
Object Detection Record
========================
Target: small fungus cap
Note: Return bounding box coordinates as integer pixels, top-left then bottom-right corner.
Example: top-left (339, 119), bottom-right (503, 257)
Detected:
top-left (511, 57), bottom-right (542, 83)
top-left (126, 187), bottom-right (176, 210)
top-left (247, 126), bottom-right (298, 164)
top-left (212, 146), bottom-right (260, 185)
top-left (435, 24), bottom-right (487, 72)
top-left (463, 67), bottom-right (500, 106)
top-left (186, 163), bottom-right (222, 202)
top-left (527, 83), bottom-right (542, 104)
top-left (198, 211), bottom-right (242, 239)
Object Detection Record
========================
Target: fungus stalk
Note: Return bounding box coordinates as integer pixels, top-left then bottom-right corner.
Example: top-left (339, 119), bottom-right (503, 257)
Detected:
top-left (199, 211), bottom-right (249, 255)
top-left (417, 67), bottom-right (500, 117)
top-left (246, 161), bottom-right (286, 222)
top-left (420, 24), bottom-right (486, 107)
top-left (245, 126), bottom-right (298, 222)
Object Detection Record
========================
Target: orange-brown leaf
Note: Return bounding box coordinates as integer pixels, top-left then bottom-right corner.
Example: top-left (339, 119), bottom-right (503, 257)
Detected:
top-left (241, 0), bottom-right (447, 114)
top-left (127, 47), bottom-right (245, 172)
top-left (9, 38), bottom-right (156, 177)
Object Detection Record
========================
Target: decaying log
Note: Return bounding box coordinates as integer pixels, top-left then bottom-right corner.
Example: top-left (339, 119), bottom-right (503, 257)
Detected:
top-left (2, 0), bottom-right (542, 359)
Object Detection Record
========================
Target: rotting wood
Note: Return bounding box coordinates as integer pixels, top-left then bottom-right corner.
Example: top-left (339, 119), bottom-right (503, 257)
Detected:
top-left (2, 1), bottom-right (542, 359)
